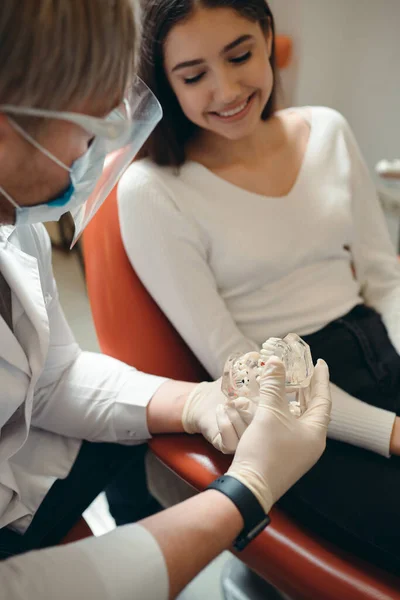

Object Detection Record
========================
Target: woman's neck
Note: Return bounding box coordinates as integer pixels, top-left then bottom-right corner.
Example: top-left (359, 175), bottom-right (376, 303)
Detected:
top-left (188, 115), bottom-right (284, 170)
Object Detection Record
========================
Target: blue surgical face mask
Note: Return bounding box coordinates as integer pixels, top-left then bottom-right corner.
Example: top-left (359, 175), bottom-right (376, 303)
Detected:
top-left (46, 182), bottom-right (75, 208)
top-left (0, 118), bottom-right (106, 227)
top-left (0, 77), bottom-right (163, 245)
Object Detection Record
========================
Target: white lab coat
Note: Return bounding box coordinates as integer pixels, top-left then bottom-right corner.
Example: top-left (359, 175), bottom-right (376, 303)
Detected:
top-left (0, 523), bottom-right (169, 600)
top-left (0, 222), bottom-right (166, 532)
top-left (0, 223), bottom-right (170, 598)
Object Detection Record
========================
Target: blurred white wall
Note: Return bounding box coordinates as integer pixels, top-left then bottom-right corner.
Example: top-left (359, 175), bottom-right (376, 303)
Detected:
top-left (270, 0), bottom-right (400, 171)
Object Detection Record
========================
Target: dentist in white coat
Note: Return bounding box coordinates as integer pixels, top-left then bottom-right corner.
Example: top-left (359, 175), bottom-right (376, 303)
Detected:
top-left (0, 1), bottom-right (331, 598)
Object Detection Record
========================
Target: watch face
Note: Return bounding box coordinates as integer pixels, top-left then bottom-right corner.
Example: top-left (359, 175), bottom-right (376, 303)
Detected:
top-left (234, 515), bottom-right (271, 551)
top-left (247, 516), bottom-right (271, 541)
top-left (207, 475), bottom-right (270, 552)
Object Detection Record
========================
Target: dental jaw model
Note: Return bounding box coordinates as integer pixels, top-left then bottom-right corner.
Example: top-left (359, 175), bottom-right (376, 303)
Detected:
top-left (221, 334), bottom-right (314, 417)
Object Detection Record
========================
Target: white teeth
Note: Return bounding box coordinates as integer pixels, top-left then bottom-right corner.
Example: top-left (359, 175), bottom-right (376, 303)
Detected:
top-left (217, 98), bottom-right (249, 118)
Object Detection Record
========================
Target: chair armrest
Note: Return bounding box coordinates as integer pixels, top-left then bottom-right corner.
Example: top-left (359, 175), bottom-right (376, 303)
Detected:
top-left (59, 517), bottom-right (93, 545)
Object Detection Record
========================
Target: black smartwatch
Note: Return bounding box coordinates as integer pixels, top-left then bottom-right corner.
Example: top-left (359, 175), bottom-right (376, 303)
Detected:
top-left (206, 475), bottom-right (271, 551)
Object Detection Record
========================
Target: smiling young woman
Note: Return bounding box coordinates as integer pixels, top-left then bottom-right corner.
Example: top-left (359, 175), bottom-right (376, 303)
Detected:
top-left (118, 0), bottom-right (400, 577)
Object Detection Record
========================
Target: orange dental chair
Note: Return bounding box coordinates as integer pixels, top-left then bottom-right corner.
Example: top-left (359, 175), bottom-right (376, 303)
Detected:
top-left (83, 186), bottom-right (400, 600)
top-left (82, 32), bottom-right (400, 598)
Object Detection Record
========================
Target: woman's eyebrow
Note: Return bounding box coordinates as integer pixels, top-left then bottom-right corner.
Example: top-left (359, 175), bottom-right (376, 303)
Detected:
top-left (223, 34), bottom-right (254, 53)
top-left (171, 34), bottom-right (254, 72)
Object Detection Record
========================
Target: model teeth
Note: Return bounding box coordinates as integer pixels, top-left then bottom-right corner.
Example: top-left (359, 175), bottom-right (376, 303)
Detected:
top-left (218, 98), bottom-right (249, 117)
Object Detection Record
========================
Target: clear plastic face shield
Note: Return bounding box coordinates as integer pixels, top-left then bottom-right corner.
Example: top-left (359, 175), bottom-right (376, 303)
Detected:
top-left (0, 77), bottom-right (162, 246)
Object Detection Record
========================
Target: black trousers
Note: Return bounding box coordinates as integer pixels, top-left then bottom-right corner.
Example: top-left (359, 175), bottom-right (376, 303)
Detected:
top-left (0, 441), bottom-right (161, 560)
top-left (279, 304), bottom-right (400, 576)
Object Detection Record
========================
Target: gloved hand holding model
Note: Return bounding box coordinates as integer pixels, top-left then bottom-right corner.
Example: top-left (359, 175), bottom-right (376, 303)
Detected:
top-left (227, 357), bottom-right (332, 513)
top-left (182, 334), bottom-right (317, 453)
top-left (182, 377), bottom-right (250, 453)
top-left (0, 355), bottom-right (332, 600)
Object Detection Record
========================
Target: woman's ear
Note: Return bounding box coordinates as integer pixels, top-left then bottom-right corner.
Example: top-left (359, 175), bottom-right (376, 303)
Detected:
top-left (265, 17), bottom-right (273, 58)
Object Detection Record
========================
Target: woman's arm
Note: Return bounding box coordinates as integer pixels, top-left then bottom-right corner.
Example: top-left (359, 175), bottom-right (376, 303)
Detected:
top-left (119, 163), bottom-right (398, 456)
top-left (118, 164), bottom-right (258, 379)
top-left (328, 114), bottom-right (400, 455)
top-left (329, 382), bottom-right (397, 457)
top-left (342, 114), bottom-right (400, 353)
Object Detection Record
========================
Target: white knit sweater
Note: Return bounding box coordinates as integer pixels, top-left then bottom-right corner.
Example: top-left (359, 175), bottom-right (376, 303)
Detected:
top-left (118, 106), bottom-right (400, 457)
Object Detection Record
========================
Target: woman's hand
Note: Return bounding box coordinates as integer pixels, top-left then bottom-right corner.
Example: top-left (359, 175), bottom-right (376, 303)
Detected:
top-left (390, 417), bottom-right (400, 454)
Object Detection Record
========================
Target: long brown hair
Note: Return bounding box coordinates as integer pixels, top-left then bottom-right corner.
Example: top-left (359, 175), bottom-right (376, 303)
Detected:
top-left (138, 0), bottom-right (278, 167)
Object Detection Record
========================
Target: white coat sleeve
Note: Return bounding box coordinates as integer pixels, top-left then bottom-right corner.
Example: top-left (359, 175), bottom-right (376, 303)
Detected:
top-left (0, 524), bottom-right (169, 600)
top-left (118, 164), bottom-right (396, 457)
top-left (118, 168), bottom-right (259, 380)
top-left (31, 226), bottom-right (168, 443)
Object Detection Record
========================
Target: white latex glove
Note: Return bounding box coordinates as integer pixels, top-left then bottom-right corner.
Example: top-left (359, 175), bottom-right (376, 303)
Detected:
top-left (260, 337), bottom-right (282, 360)
top-left (182, 379), bottom-right (250, 454)
top-left (227, 357), bottom-right (331, 512)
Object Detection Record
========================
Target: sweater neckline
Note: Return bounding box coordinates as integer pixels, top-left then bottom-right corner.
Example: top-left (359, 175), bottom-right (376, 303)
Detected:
top-left (186, 107), bottom-right (316, 201)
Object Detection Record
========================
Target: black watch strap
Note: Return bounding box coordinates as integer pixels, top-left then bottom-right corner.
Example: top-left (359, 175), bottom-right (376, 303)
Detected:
top-left (206, 475), bottom-right (271, 551)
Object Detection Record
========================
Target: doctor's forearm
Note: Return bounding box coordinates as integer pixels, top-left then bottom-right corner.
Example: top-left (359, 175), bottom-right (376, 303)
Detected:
top-left (141, 490), bottom-right (243, 600)
top-left (146, 379), bottom-right (196, 434)
top-left (0, 490), bottom-right (243, 600)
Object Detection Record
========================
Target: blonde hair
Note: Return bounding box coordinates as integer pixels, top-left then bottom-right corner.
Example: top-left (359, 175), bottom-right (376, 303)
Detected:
top-left (0, 0), bottom-right (139, 120)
